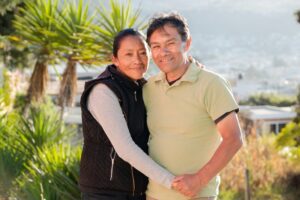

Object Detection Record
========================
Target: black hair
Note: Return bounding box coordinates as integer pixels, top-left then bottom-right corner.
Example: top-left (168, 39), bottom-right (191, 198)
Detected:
top-left (113, 28), bottom-right (146, 57)
top-left (147, 12), bottom-right (190, 43)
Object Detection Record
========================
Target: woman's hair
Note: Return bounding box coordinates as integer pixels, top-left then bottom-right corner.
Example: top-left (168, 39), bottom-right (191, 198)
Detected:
top-left (113, 28), bottom-right (147, 57)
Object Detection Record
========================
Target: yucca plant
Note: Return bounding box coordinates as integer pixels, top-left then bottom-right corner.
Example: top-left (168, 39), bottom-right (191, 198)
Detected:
top-left (52, 0), bottom-right (95, 109)
top-left (91, 0), bottom-right (147, 60)
top-left (13, 0), bottom-right (60, 105)
top-left (0, 101), bottom-right (75, 198)
top-left (0, 112), bottom-right (24, 198)
top-left (15, 144), bottom-right (82, 200)
top-left (53, 0), bottom-right (147, 110)
top-left (12, 102), bottom-right (73, 158)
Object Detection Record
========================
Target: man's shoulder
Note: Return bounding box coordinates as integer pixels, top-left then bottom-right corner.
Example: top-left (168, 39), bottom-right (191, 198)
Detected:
top-left (198, 67), bottom-right (227, 83)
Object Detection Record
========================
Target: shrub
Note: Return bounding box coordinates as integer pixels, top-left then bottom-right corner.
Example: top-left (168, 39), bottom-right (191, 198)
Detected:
top-left (220, 134), bottom-right (300, 200)
top-left (276, 122), bottom-right (300, 163)
top-left (14, 144), bottom-right (81, 200)
top-left (0, 101), bottom-right (78, 199)
top-left (239, 93), bottom-right (296, 107)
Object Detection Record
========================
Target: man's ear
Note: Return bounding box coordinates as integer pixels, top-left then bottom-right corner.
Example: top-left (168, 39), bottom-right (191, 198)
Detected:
top-left (184, 37), bottom-right (192, 52)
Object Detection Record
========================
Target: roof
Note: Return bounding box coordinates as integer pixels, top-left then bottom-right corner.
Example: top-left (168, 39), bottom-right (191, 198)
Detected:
top-left (239, 105), bottom-right (296, 120)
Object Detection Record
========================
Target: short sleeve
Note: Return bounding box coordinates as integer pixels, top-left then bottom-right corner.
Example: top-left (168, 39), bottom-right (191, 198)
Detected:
top-left (204, 75), bottom-right (239, 121)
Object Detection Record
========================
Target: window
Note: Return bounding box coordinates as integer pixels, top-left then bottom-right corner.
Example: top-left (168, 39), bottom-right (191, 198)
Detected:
top-left (270, 123), bottom-right (287, 134)
top-left (270, 124), bottom-right (277, 134)
top-left (278, 123), bottom-right (286, 133)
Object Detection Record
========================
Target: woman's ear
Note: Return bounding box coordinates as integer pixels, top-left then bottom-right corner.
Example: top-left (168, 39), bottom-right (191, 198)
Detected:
top-left (112, 55), bottom-right (119, 66)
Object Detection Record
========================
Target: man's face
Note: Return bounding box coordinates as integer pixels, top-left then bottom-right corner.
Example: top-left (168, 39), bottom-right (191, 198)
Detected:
top-left (148, 25), bottom-right (190, 74)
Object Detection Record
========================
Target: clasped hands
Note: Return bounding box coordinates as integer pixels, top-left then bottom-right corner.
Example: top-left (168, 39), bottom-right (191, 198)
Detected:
top-left (171, 173), bottom-right (204, 198)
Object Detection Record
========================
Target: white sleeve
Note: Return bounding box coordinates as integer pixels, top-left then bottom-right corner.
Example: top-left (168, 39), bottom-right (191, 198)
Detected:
top-left (87, 83), bottom-right (174, 188)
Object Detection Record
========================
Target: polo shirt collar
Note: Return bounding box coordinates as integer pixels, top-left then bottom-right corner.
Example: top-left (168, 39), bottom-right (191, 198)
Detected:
top-left (154, 62), bottom-right (199, 84)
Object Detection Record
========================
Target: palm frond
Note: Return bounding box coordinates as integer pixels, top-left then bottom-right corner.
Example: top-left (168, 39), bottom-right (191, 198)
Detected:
top-left (92, 0), bottom-right (146, 62)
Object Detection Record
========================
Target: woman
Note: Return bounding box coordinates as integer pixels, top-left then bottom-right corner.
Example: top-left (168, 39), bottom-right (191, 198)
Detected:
top-left (79, 29), bottom-right (175, 200)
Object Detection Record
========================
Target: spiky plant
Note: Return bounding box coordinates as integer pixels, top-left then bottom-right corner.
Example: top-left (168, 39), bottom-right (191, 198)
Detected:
top-left (50, 0), bottom-right (95, 110)
top-left (91, 0), bottom-right (147, 60)
top-left (13, 0), bottom-right (59, 104)
top-left (0, 101), bottom-right (74, 198)
top-left (15, 144), bottom-right (81, 200)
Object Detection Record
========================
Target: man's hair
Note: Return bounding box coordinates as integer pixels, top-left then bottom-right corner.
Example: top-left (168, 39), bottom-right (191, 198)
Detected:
top-left (113, 28), bottom-right (146, 57)
top-left (146, 12), bottom-right (190, 43)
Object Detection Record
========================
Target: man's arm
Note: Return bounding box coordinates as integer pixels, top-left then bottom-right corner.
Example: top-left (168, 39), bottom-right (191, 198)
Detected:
top-left (172, 112), bottom-right (243, 197)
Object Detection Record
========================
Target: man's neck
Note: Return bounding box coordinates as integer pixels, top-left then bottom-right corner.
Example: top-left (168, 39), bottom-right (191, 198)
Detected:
top-left (166, 61), bottom-right (190, 82)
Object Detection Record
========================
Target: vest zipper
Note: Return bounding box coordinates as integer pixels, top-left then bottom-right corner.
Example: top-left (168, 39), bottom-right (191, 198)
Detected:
top-left (131, 166), bottom-right (136, 196)
top-left (134, 91), bottom-right (137, 102)
top-left (109, 147), bottom-right (117, 181)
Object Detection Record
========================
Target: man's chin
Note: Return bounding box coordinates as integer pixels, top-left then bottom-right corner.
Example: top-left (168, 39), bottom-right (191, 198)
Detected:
top-left (157, 65), bottom-right (174, 73)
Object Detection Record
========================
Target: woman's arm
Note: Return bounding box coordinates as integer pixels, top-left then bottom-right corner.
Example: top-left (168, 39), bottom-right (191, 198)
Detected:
top-left (88, 83), bottom-right (175, 188)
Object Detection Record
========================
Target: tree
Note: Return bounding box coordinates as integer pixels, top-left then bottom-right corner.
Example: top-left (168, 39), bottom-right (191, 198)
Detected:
top-left (92, 0), bottom-right (146, 60)
top-left (239, 93), bottom-right (296, 107)
top-left (53, 0), bottom-right (95, 109)
top-left (296, 10), bottom-right (300, 24)
top-left (55, 0), bottom-right (146, 110)
top-left (294, 85), bottom-right (300, 123)
top-left (13, 0), bottom-right (60, 105)
top-left (12, 0), bottom-right (146, 111)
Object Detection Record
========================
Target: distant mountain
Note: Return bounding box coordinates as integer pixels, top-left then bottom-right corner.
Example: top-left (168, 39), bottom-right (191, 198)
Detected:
top-left (86, 0), bottom-right (300, 97)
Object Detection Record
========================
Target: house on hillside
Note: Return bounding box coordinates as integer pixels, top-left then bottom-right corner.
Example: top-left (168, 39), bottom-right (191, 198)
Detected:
top-left (239, 105), bottom-right (296, 135)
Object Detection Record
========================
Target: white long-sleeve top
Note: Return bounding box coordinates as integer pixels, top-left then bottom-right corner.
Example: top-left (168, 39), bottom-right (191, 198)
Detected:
top-left (87, 83), bottom-right (175, 188)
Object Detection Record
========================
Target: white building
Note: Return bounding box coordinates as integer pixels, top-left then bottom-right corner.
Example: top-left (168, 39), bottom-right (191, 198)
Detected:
top-left (239, 105), bottom-right (296, 135)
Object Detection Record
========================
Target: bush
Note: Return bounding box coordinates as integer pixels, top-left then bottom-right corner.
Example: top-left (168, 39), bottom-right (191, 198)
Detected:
top-left (220, 135), bottom-right (300, 200)
top-left (239, 93), bottom-right (296, 107)
top-left (0, 102), bottom-right (80, 199)
top-left (15, 144), bottom-right (81, 200)
top-left (276, 122), bottom-right (300, 162)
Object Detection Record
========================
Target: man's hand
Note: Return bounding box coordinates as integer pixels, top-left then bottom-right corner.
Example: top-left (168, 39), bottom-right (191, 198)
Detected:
top-left (171, 174), bottom-right (204, 198)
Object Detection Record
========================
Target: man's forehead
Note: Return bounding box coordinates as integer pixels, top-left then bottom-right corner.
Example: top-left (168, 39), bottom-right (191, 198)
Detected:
top-left (150, 25), bottom-right (180, 41)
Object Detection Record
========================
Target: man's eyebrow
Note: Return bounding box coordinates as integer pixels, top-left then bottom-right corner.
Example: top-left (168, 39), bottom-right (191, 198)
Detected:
top-left (149, 38), bottom-right (177, 45)
top-left (166, 38), bottom-right (176, 42)
top-left (149, 41), bottom-right (159, 45)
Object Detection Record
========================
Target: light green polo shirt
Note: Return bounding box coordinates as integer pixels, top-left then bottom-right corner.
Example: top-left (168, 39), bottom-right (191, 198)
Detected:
top-left (143, 62), bottom-right (239, 200)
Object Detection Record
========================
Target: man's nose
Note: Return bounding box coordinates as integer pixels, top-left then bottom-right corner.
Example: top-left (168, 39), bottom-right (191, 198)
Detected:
top-left (160, 46), bottom-right (169, 55)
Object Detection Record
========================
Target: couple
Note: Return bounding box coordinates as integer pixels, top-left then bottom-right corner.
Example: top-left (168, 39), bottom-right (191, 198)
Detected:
top-left (79, 12), bottom-right (243, 200)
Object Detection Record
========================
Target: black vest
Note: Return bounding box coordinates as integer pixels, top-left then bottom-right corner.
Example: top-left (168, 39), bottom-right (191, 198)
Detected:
top-left (79, 65), bottom-right (149, 195)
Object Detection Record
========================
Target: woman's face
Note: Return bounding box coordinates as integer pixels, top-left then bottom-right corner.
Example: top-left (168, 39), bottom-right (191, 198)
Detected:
top-left (112, 35), bottom-right (149, 81)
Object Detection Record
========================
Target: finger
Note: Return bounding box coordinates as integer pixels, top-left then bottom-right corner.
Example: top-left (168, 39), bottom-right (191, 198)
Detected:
top-left (173, 176), bottom-right (185, 182)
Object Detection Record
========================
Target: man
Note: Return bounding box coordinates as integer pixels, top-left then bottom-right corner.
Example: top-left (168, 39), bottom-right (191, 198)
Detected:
top-left (143, 12), bottom-right (243, 200)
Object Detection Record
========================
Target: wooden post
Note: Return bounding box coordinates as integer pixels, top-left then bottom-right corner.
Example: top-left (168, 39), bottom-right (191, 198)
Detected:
top-left (245, 168), bottom-right (251, 200)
